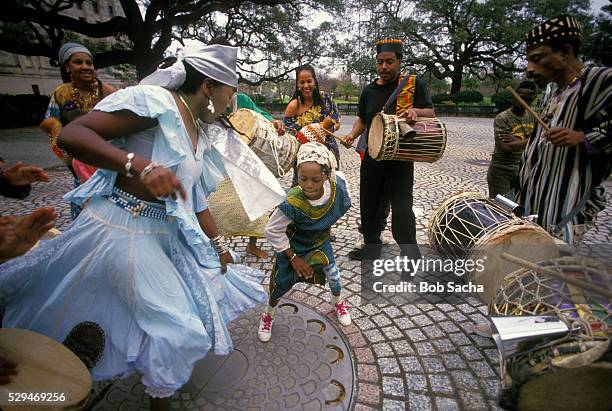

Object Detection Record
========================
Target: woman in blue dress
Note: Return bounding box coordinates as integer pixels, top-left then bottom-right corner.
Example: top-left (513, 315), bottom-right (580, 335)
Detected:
top-left (0, 45), bottom-right (284, 410)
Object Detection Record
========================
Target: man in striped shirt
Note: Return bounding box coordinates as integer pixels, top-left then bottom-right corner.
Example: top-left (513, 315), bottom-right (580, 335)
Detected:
top-left (518, 15), bottom-right (611, 245)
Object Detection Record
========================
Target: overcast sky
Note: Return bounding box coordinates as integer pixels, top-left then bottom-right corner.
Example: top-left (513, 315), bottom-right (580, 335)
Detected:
top-left (592, 0), bottom-right (610, 12)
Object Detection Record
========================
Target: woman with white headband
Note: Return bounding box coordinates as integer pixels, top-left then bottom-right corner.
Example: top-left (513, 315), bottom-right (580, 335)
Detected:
top-left (0, 44), bottom-right (284, 410)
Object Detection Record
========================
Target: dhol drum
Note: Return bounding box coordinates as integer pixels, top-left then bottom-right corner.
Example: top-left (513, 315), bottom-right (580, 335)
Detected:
top-left (490, 257), bottom-right (611, 411)
top-left (368, 114), bottom-right (447, 162)
top-left (0, 328), bottom-right (92, 410)
top-left (296, 123), bottom-right (327, 144)
top-left (228, 109), bottom-right (299, 177)
top-left (428, 192), bottom-right (559, 303)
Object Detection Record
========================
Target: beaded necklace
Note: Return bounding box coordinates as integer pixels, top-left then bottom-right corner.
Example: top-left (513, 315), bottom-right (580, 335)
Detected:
top-left (543, 65), bottom-right (587, 125)
top-left (70, 79), bottom-right (100, 112)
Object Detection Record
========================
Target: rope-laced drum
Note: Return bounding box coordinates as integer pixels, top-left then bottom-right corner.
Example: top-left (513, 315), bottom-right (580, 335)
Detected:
top-left (228, 109), bottom-right (299, 177)
top-left (368, 114), bottom-right (446, 162)
top-left (428, 192), bottom-right (558, 303)
top-left (490, 257), bottom-right (612, 411)
top-left (0, 328), bottom-right (92, 410)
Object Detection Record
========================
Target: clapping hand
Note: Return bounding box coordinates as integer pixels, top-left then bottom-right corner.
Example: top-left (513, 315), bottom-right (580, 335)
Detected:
top-left (3, 162), bottom-right (50, 186)
top-left (0, 207), bottom-right (57, 262)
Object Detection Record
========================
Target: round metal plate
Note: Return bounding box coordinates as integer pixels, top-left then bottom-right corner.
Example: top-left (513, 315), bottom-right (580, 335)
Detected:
top-left (91, 299), bottom-right (355, 410)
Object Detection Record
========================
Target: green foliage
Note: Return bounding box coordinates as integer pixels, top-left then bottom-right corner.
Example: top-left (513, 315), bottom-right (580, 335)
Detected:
top-left (189, 0), bottom-right (343, 85)
top-left (450, 90), bottom-right (483, 104)
top-left (431, 93), bottom-right (451, 105)
top-left (337, 80), bottom-right (359, 99)
top-left (339, 0), bottom-right (592, 93)
top-left (583, 3), bottom-right (612, 66)
top-left (425, 76), bottom-right (449, 94)
top-left (491, 90), bottom-right (513, 111)
top-left (253, 94), bottom-right (266, 104)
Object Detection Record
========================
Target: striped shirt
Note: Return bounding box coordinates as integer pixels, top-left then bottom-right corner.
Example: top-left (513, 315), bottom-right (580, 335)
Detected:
top-left (517, 66), bottom-right (611, 244)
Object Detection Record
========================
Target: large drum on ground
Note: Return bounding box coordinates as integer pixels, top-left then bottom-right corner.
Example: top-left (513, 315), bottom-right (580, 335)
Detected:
top-left (428, 192), bottom-right (559, 303)
top-left (0, 328), bottom-right (92, 410)
top-left (368, 114), bottom-right (446, 162)
top-left (228, 109), bottom-right (299, 177)
top-left (490, 257), bottom-right (611, 411)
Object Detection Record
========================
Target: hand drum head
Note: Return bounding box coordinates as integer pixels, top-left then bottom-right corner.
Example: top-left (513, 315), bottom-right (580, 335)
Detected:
top-left (0, 328), bottom-right (91, 410)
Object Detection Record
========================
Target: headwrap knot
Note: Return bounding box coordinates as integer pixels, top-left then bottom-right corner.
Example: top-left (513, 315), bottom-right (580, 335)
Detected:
top-left (296, 142), bottom-right (337, 179)
top-left (139, 45), bottom-right (239, 90)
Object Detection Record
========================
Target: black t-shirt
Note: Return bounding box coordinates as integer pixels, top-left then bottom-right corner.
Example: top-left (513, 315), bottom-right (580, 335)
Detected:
top-left (358, 75), bottom-right (434, 129)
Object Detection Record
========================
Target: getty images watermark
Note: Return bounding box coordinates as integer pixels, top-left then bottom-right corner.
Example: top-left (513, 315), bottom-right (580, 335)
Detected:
top-left (371, 255), bottom-right (486, 293)
top-left (360, 246), bottom-right (489, 304)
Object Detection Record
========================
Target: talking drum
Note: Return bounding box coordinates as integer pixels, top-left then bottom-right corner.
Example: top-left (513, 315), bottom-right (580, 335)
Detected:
top-left (0, 328), bottom-right (92, 410)
top-left (228, 109), bottom-right (299, 177)
top-left (490, 257), bottom-right (612, 411)
top-left (368, 114), bottom-right (447, 162)
top-left (296, 123), bottom-right (327, 145)
top-left (428, 192), bottom-right (559, 304)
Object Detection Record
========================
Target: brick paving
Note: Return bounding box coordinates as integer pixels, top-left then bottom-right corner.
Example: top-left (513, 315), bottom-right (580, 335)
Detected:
top-left (1, 117), bottom-right (610, 410)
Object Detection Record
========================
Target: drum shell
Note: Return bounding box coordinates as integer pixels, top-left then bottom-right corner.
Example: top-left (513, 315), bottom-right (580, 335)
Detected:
top-left (368, 113), bottom-right (447, 162)
top-left (428, 192), bottom-right (559, 304)
top-left (229, 109), bottom-right (299, 177)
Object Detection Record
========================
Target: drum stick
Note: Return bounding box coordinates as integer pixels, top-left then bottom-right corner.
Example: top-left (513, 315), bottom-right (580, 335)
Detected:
top-left (318, 125), bottom-right (347, 144)
top-left (501, 253), bottom-right (612, 299)
top-left (505, 86), bottom-right (549, 132)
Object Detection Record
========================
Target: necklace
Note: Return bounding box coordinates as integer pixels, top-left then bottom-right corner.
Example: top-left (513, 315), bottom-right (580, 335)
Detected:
top-left (70, 80), bottom-right (99, 112)
top-left (178, 93), bottom-right (199, 132)
top-left (543, 65), bottom-right (587, 125)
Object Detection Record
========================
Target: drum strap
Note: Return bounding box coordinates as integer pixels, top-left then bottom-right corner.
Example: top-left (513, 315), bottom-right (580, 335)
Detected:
top-left (382, 68), bottom-right (416, 114)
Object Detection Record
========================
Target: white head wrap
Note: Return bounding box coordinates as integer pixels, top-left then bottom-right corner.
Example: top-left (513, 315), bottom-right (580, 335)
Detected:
top-left (296, 142), bottom-right (337, 179)
top-left (58, 42), bottom-right (93, 65)
top-left (139, 44), bottom-right (238, 90)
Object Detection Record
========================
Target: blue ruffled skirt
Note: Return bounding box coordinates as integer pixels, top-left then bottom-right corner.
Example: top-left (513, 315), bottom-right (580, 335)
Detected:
top-left (0, 196), bottom-right (267, 397)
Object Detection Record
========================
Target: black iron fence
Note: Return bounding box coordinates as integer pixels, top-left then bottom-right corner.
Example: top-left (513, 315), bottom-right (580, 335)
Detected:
top-left (259, 102), bottom-right (499, 118)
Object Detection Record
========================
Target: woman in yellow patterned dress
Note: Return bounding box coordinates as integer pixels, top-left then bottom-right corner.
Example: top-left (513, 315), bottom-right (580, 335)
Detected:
top-left (283, 65), bottom-right (341, 167)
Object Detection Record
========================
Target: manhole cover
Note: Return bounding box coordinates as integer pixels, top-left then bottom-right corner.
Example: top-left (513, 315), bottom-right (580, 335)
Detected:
top-left (466, 159), bottom-right (490, 166)
top-left (91, 299), bottom-right (355, 410)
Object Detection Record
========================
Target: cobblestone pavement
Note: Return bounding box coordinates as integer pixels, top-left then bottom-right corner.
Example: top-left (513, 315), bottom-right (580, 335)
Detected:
top-left (2, 117), bottom-right (610, 410)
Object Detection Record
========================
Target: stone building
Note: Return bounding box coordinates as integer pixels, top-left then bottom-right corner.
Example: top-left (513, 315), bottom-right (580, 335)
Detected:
top-left (0, 0), bottom-right (124, 96)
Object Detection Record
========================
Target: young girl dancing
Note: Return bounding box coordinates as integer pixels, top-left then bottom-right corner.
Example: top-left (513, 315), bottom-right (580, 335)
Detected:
top-left (258, 142), bottom-right (352, 342)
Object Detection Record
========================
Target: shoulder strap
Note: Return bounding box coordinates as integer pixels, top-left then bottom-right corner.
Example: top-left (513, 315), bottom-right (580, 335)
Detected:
top-left (382, 68), bottom-right (415, 113)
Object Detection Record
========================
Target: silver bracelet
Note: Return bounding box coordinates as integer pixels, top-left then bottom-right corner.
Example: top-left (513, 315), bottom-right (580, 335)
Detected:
top-left (124, 152), bottom-right (135, 177)
top-left (210, 235), bottom-right (230, 255)
top-left (140, 161), bottom-right (160, 181)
